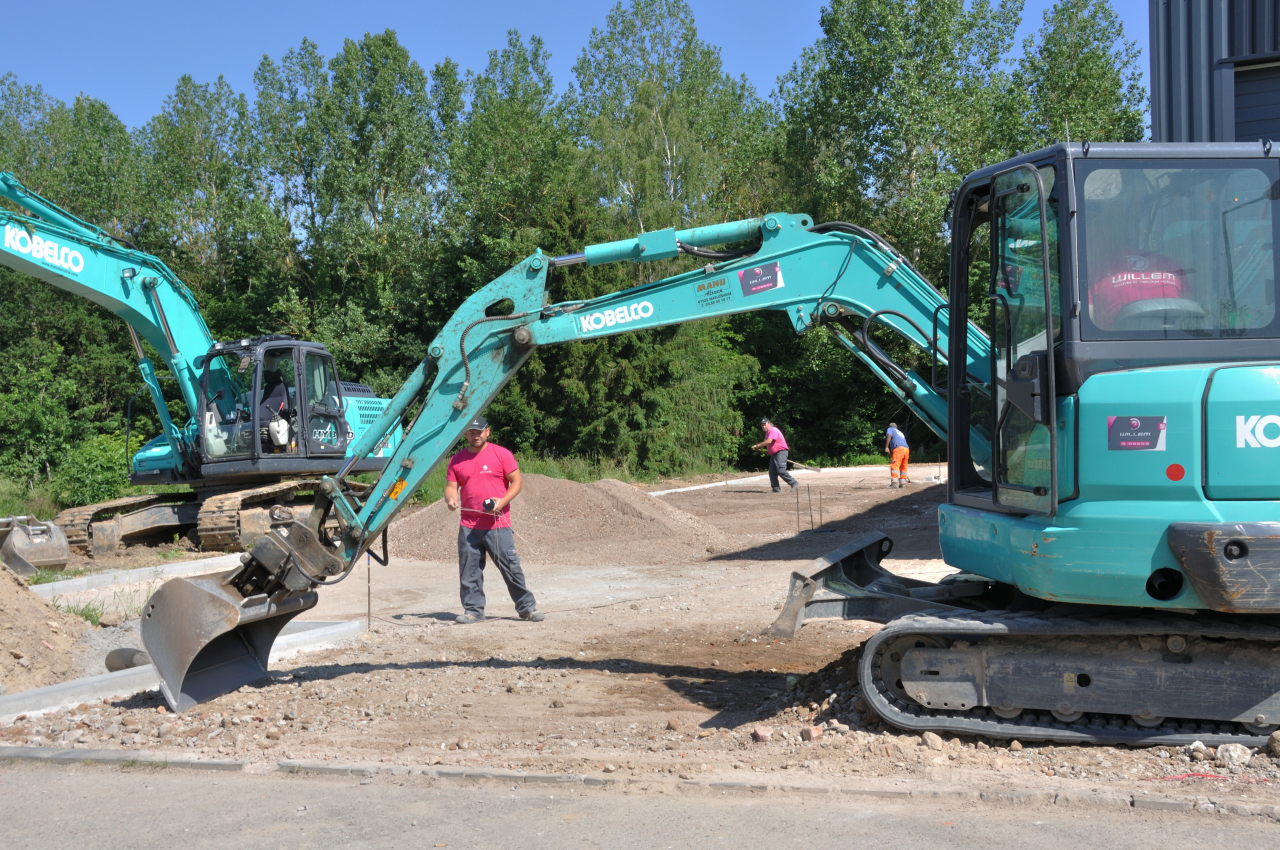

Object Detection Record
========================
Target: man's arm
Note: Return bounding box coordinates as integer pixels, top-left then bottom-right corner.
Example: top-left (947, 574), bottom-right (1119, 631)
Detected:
top-left (444, 480), bottom-right (460, 511)
top-left (494, 469), bottom-right (523, 513)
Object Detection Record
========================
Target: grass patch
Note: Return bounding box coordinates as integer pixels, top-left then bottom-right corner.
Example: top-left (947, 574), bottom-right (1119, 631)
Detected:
top-left (26, 566), bottom-right (92, 586)
top-left (0, 479), bottom-right (60, 520)
top-left (54, 597), bottom-right (106, 626)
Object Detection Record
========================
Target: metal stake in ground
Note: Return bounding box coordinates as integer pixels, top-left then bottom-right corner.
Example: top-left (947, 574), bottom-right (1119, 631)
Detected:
top-left (795, 481), bottom-right (800, 532)
top-left (807, 485), bottom-right (814, 530)
top-left (366, 552), bottom-right (372, 634)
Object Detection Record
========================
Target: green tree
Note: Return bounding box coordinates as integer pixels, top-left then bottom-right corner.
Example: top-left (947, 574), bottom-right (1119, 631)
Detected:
top-left (1015, 0), bottom-right (1146, 145)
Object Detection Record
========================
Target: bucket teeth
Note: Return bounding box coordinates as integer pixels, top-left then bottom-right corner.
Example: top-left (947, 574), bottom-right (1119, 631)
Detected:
top-left (141, 570), bottom-right (317, 712)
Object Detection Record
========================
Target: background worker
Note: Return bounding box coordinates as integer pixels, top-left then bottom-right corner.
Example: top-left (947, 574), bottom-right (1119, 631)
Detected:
top-left (884, 421), bottom-right (911, 488)
top-left (444, 414), bottom-right (544, 624)
top-left (752, 416), bottom-right (798, 492)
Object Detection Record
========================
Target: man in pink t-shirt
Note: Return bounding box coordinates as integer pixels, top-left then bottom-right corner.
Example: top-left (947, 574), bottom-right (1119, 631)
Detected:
top-left (444, 414), bottom-right (543, 624)
top-left (751, 416), bottom-right (798, 492)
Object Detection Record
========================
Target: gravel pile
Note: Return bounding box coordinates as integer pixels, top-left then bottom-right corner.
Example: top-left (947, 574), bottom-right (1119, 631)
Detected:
top-left (388, 475), bottom-right (734, 566)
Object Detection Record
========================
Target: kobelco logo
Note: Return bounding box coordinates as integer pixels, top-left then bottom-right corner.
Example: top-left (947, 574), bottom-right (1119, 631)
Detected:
top-left (3, 224), bottom-right (85, 273)
top-left (578, 300), bottom-right (653, 334)
top-left (1236, 415), bottom-right (1280, 448)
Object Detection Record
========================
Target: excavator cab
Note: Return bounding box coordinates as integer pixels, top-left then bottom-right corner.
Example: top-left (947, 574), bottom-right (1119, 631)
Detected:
top-left (197, 336), bottom-right (353, 470)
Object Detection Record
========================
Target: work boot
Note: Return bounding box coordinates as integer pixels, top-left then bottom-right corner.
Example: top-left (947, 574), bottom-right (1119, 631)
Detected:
top-left (455, 613), bottom-right (485, 624)
top-left (520, 610), bottom-right (546, 622)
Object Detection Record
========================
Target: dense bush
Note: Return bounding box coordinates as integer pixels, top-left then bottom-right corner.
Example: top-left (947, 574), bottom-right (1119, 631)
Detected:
top-left (52, 434), bottom-right (129, 508)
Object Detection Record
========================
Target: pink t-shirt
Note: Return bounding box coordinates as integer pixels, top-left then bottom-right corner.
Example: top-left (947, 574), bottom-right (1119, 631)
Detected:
top-left (764, 426), bottom-right (788, 454)
top-left (446, 443), bottom-right (518, 529)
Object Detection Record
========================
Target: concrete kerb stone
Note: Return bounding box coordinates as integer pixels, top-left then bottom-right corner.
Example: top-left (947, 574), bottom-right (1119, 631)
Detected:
top-left (0, 745), bottom-right (245, 772)
top-left (9, 750), bottom-right (1280, 821)
top-left (1132, 796), bottom-right (1195, 813)
top-left (28, 554), bottom-right (242, 599)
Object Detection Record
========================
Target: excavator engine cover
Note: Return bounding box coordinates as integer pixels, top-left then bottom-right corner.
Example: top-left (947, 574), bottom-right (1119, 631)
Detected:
top-left (141, 569), bottom-right (317, 711)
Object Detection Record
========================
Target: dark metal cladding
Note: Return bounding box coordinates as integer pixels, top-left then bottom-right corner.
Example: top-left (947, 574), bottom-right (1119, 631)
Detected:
top-left (1150, 0), bottom-right (1280, 142)
top-left (1167, 521), bottom-right (1280, 612)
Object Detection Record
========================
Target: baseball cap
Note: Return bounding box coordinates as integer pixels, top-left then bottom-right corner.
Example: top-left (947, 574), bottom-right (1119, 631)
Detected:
top-left (760, 417), bottom-right (771, 425)
top-left (465, 415), bottom-right (488, 432)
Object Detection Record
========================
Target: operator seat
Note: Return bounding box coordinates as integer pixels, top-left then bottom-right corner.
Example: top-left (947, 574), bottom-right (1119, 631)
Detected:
top-left (259, 368), bottom-right (289, 420)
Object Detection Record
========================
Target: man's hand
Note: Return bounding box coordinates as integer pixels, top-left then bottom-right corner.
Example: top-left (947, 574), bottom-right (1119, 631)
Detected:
top-left (444, 480), bottom-right (460, 511)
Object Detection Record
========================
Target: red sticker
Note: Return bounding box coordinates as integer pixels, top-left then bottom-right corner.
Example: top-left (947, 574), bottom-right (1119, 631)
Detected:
top-left (1166, 464), bottom-right (1185, 481)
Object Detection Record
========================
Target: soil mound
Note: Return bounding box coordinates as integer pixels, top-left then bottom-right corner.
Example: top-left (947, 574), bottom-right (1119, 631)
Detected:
top-left (388, 475), bottom-right (733, 566)
top-left (0, 569), bottom-right (87, 696)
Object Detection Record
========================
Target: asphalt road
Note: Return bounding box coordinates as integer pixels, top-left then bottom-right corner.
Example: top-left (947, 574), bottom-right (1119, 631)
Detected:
top-left (2, 762), bottom-right (1275, 849)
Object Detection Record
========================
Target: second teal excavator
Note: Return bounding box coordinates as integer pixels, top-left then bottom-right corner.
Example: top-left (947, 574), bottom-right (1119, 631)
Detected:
top-left (0, 173), bottom-right (402, 557)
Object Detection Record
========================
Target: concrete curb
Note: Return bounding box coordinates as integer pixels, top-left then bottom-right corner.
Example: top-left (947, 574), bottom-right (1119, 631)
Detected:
top-left (0, 745), bottom-right (243, 771)
top-left (0, 619), bottom-right (364, 722)
top-left (3, 747), bottom-right (1280, 820)
top-left (29, 554), bottom-right (242, 599)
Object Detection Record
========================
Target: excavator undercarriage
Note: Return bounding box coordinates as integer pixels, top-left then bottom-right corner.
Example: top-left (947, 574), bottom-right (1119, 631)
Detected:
top-left (769, 532), bottom-right (1280, 747)
top-left (54, 479), bottom-right (372, 557)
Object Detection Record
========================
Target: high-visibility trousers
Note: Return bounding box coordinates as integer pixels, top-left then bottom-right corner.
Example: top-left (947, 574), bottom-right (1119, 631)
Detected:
top-left (890, 446), bottom-right (910, 480)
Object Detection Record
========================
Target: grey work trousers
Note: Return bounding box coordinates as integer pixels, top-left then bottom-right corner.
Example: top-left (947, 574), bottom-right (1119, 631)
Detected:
top-left (457, 525), bottom-right (536, 617)
top-left (769, 450), bottom-right (798, 491)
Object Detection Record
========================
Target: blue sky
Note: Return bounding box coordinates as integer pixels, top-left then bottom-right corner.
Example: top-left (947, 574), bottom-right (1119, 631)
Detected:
top-left (3, 0), bottom-right (1151, 129)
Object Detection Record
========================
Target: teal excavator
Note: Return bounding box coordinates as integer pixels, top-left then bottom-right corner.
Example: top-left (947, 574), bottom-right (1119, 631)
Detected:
top-left (0, 173), bottom-right (401, 558)
top-left (144, 142), bottom-right (1280, 748)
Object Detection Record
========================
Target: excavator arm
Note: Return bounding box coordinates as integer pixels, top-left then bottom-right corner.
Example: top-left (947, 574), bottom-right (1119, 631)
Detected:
top-left (143, 211), bottom-right (992, 710)
top-left (0, 172), bottom-right (214, 471)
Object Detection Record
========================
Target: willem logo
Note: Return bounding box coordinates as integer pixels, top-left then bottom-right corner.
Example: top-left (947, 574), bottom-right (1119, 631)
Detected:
top-left (3, 224), bottom-right (85, 273)
top-left (1236, 415), bottom-right (1280, 448)
top-left (578, 300), bottom-right (654, 334)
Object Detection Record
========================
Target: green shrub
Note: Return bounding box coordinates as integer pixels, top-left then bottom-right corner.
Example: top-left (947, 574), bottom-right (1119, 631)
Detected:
top-left (53, 433), bottom-right (129, 508)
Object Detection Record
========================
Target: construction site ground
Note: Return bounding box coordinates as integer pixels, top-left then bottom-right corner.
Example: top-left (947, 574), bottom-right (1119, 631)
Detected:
top-left (4, 464), bottom-right (1280, 822)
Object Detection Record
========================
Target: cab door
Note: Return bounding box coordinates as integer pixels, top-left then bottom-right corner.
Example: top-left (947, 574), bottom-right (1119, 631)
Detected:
top-left (989, 164), bottom-right (1060, 515)
top-left (301, 351), bottom-right (350, 457)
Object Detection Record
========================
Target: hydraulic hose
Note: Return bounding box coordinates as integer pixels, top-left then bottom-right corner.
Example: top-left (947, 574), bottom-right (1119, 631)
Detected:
top-left (453, 312), bottom-right (531, 409)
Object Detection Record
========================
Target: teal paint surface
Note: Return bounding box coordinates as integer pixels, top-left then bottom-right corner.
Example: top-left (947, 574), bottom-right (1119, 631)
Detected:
top-left (1204, 364), bottom-right (1280, 499)
top-left (942, 363), bottom-right (1280, 610)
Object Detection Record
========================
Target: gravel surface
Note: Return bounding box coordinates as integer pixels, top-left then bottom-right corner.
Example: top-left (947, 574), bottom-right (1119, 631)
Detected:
top-left (6, 470), bottom-right (1280, 810)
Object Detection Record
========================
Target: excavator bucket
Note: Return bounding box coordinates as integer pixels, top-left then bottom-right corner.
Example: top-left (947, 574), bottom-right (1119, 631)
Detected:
top-left (141, 569), bottom-right (317, 712)
top-left (0, 516), bottom-right (70, 577)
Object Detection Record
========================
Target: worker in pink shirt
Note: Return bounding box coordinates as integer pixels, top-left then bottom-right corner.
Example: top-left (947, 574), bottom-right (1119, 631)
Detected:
top-left (444, 414), bottom-right (544, 624)
top-left (751, 416), bottom-right (798, 492)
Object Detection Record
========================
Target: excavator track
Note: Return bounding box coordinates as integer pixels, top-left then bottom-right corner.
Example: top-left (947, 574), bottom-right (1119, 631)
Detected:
top-left (55, 494), bottom-right (171, 552)
top-left (196, 479), bottom-right (371, 550)
top-left (861, 611), bottom-right (1280, 748)
top-left (196, 481), bottom-right (319, 550)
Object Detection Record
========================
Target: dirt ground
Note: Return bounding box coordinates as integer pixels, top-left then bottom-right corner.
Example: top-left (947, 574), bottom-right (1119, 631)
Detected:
top-left (0, 568), bottom-right (87, 695)
top-left (4, 465), bottom-right (1280, 807)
